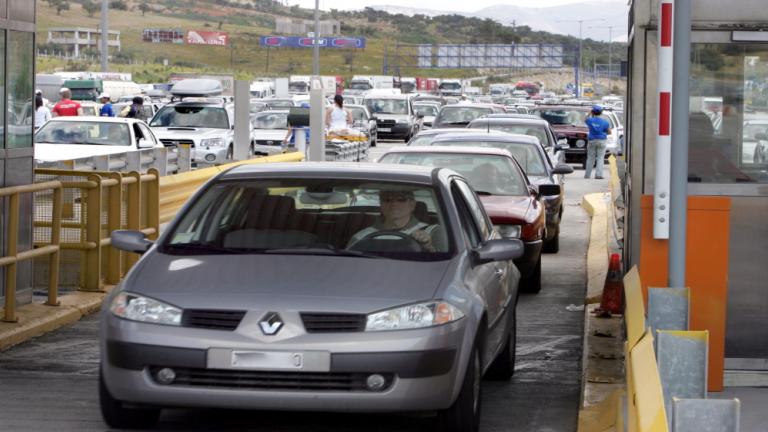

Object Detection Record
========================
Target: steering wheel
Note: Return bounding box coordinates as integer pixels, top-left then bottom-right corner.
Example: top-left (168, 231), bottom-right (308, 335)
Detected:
top-left (356, 230), bottom-right (423, 252)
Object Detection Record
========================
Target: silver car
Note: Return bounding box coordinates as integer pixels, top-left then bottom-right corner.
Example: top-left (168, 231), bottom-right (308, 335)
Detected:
top-left (100, 163), bottom-right (523, 431)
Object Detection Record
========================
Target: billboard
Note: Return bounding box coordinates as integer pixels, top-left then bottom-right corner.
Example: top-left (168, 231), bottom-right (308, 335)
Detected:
top-left (419, 43), bottom-right (563, 69)
top-left (259, 36), bottom-right (366, 49)
top-left (186, 30), bottom-right (229, 46)
top-left (143, 29), bottom-right (184, 44)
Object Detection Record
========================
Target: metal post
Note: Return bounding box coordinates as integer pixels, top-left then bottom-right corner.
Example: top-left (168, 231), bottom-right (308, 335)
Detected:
top-left (100, 0), bottom-right (108, 72)
top-left (669, 0), bottom-right (691, 288)
top-left (578, 22), bottom-right (582, 97)
top-left (313, 0), bottom-right (320, 76)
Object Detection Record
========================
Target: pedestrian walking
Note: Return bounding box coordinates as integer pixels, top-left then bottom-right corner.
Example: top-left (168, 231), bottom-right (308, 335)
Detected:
top-left (51, 88), bottom-right (82, 117)
top-left (99, 93), bottom-right (115, 117)
top-left (584, 105), bottom-right (612, 179)
top-left (34, 94), bottom-right (52, 130)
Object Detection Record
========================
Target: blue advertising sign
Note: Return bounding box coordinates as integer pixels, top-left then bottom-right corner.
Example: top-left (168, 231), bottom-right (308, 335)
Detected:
top-left (260, 36), bottom-right (366, 49)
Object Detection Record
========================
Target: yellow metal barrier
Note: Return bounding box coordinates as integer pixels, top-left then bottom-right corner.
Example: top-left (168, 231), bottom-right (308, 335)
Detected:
top-left (629, 330), bottom-right (669, 432)
top-left (624, 266), bottom-right (646, 350)
top-left (34, 169), bottom-right (159, 291)
top-left (1, 181), bottom-right (63, 322)
top-left (159, 151), bottom-right (304, 224)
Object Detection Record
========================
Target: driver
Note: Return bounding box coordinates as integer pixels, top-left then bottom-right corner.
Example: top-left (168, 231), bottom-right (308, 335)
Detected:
top-left (347, 189), bottom-right (440, 252)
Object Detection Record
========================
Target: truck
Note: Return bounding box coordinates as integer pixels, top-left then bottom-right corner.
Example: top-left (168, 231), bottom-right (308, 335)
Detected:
top-left (416, 77), bottom-right (438, 93)
top-left (515, 81), bottom-right (541, 97)
top-left (63, 79), bottom-right (102, 101)
top-left (372, 75), bottom-right (394, 89)
top-left (35, 74), bottom-right (65, 103)
top-left (438, 78), bottom-right (463, 97)
top-left (400, 77), bottom-right (417, 94)
top-left (289, 75), bottom-right (311, 94)
top-left (489, 83), bottom-right (513, 97)
top-left (348, 75), bottom-right (374, 94)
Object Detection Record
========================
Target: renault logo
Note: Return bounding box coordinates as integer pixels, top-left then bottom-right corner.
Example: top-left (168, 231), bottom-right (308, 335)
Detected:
top-left (259, 312), bottom-right (283, 335)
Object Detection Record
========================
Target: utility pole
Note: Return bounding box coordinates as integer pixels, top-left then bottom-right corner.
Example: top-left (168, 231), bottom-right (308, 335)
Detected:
top-left (312, 0), bottom-right (320, 76)
top-left (590, 25), bottom-right (614, 90)
top-left (558, 18), bottom-right (603, 97)
top-left (100, 0), bottom-right (108, 72)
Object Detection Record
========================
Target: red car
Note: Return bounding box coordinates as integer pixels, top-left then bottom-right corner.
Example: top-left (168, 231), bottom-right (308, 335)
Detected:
top-left (378, 146), bottom-right (549, 293)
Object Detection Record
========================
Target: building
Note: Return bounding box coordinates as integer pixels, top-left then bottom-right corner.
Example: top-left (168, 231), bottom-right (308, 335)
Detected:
top-left (47, 27), bottom-right (121, 57)
top-left (1, 1), bottom-right (36, 305)
top-left (275, 17), bottom-right (340, 36)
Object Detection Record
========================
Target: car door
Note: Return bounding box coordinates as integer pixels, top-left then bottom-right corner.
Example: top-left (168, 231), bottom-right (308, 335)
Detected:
top-left (452, 179), bottom-right (512, 364)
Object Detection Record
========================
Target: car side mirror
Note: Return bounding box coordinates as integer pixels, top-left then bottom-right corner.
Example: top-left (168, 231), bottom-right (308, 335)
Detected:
top-left (111, 230), bottom-right (153, 254)
top-left (137, 138), bottom-right (154, 149)
top-left (551, 164), bottom-right (574, 175)
top-left (528, 184), bottom-right (539, 196)
top-left (538, 184), bottom-right (562, 196)
top-left (557, 134), bottom-right (567, 140)
top-left (755, 132), bottom-right (768, 141)
top-left (472, 239), bottom-right (524, 265)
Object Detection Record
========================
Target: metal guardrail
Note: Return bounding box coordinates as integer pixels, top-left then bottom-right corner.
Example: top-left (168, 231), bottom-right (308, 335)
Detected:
top-left (41, 145), bottom-right (192, 176)
top-left (1, 181), bottom-right (63, 322)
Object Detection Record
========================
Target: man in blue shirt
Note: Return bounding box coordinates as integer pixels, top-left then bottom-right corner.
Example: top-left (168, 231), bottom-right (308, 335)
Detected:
top-left (584, 105), bottom-right (612, 179)
top-left (99, 93), bottom-right (115, 117)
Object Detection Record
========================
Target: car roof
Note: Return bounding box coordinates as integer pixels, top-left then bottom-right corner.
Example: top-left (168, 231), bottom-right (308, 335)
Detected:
top-left (431, 132), bottom-right (539, 146)
top-left (440, 103), bottom-right (497, 109)
top-left (382, 145), bottom-right (513, 158)
top-left (531, 104), bottom-right (592, 111)
top-left (470, 117), bottom-right (549, 126)
top-left (482, 113), bottom-right (541, 120)
top-left (412, 128), bottom-right (509, 138)
top-left (220, 162), bottom-right (442, 185)
top-left (48, 116), bottom-right (142, 124)
top-left (363, 94), bottom-right (408, 100)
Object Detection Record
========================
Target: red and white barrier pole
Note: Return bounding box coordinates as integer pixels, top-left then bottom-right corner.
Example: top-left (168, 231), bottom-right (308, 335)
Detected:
top-left (654, 0), bottom-right (674, 239)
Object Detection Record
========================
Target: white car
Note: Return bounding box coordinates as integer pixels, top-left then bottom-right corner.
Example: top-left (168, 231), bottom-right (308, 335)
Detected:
top-left (250, 110), bottom-right (289, 155)
top-left (34, 117), bottom-right (163, 164)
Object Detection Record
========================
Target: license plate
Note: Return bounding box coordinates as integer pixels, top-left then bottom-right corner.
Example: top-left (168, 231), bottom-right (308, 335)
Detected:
top-left (378, 128), bottom-right (391, 132)
top-left (207, 348), bottom-right (331, 372)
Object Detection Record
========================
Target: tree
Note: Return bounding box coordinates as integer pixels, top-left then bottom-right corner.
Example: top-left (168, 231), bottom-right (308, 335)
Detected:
top-left (55, 0), bottom-right (70, 15)
top-left (138, 2), bottom-right (151, 16)
top-left (82, 1), bottom-right (99, 18)
top-left (109, 0), bottom-right (127, 11)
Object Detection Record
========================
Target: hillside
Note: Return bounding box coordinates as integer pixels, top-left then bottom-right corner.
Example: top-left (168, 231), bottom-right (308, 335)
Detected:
top-left (36, 0), bottom-right (626, 85)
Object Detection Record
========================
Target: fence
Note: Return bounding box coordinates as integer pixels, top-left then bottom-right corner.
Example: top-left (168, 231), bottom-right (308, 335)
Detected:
top-left (39, 145), bottom-right (192, 176)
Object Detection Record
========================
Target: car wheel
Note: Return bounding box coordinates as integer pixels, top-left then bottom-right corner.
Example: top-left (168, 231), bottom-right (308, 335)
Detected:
top-left (520, 257), bottom-right (542, 293)
top-left (100, 370), bottom-right (160, 429)
top-left (543, 227), bottom-right (560, 253)
top-left (438, 343), bottom-right (481, 432)
top-left (485, 311), bottom-right (516, 380)
top-left (226, 145), bottom-right (233, 160)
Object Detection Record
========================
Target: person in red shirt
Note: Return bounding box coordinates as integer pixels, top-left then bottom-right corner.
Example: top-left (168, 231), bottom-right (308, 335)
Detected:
top-left (52, 88), bottom-right (83, 117)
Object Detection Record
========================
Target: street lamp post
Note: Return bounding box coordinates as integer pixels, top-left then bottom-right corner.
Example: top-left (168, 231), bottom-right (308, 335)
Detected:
top-left (590, 25), bottom-right (614, 90)
top-left (558, 18), bottom-right (604, 98)
top-left (313, 0), bottom-right (320, 76)
top-left (101, 0), bottom-right (108, 72)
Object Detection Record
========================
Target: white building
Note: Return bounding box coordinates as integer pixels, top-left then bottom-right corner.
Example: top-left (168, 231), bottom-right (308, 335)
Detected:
top-left (47, 27), bottom-right (121, 57)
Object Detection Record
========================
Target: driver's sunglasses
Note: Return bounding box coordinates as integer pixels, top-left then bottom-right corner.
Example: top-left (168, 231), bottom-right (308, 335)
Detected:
top-left (380, 195), bottom-right (411, 203)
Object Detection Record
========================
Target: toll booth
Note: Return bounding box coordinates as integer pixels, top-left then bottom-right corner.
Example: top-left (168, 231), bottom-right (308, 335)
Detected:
top-left (626, 0), bottom-right (768, 380)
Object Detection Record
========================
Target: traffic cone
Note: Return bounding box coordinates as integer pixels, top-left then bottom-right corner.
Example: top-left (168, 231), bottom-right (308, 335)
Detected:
top-left (596, 253), bottom-right (623, 317)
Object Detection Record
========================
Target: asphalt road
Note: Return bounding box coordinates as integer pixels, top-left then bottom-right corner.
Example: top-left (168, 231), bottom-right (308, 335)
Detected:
top-left (0, 144), bottom-right (606, 431)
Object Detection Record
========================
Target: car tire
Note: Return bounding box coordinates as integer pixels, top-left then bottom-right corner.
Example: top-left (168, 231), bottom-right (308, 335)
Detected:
top-left (100, 370), bottom-right (161, 429)
top-left (226, 145), bottom-right (233, 160)
top-left (520, 257), bottom-right (542, 293)
top-left (438, 342), bottom-right (481, 432)
top-left (485, 311), bottom-right (516, 380)
top-left (543, 228), bottom-right (560, 253)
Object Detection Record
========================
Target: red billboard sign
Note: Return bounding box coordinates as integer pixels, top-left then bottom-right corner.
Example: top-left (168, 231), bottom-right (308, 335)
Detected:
top-left (186, 30), bottom-right (229, 46)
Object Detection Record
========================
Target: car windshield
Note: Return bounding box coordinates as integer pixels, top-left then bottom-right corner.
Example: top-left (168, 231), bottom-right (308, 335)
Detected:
top-left (350, 82), bottom-right (372, 90)
top-left (164, 179), bottom-right (452, 260)
top-left (408, 134), bottom-right (438, 146)
top-left (440, 83), bottom-right (461, 90)
top-left (414, 105), bottom-right (438, 117)
top-left (289, 82), bottom-right (309, 93)
top-left (380, 153), bottom-right (527, 196)
top-left (150, 106), bottom-right (229, 129)
top-left (470, 122), bottom-right (549, 146)
top-left (366, 98), bottom-right (408, 115)
top-left (71, 88), bottom-right (98, 100)
top-left (744, 123), bottom-right (768, 140)
top-left (431, 140), bottom-right (547, 177)
top-left (347, 107), bottom-right (368, 122)
top-left (252, 112), bottom-right (288, 129)
top-left (35, 121), bottom-right (131, 146)
top-left (437, 107), bottom-right (492, 124)
top-left (534, 109), bottom-right (588, 126)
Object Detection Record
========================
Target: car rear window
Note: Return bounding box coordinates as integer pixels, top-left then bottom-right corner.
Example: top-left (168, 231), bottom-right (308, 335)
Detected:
top-left (431, 140), bottom-right (547, 177)
top-left (35, 121), bottom-right (131, 146)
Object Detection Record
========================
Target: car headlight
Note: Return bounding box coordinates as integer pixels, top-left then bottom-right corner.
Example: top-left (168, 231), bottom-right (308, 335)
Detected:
top-left (200, 138), bottom-right (226, 147)
top-left (576, 139), bottom-right (586, 148)
top-left (496, 224), bottom-right (522, 239)
top-left (110, 292), bottom-right (182, 326)
top-left (365, 301), bottom-right (464, 331)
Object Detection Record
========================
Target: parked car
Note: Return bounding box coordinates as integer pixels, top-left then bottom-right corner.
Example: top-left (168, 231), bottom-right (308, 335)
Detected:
top-left (427, 132), bottom-right (573, 252)
top-left (101, 163), bottom-right (524, 431)
top-left (364, 93), bottom-right (421, 142)
top-left (379, 146), bottom-right (548, 292)
top-left (346, 104), bottom-right (378, 147)
top-left (34, 117), bottom-right (164, 165)
top-left (250, 110), bottom-right (289, 156)
top-left (530, 105), bottom-right (590, 166)
top-left (432, 104), bottom-right (504, 129)
top-left (467, 117), bottom-right (568, 165)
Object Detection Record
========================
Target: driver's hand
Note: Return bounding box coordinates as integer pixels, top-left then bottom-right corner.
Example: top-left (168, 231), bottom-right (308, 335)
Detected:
top-left (411, 230), bottom-right (436, 252)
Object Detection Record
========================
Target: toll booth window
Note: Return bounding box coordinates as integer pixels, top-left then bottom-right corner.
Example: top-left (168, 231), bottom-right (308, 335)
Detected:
top-left (688, 43), bottom-right (768, 184)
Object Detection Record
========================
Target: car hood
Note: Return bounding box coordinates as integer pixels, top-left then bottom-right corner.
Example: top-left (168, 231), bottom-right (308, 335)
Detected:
top-left (126, 253), bottom-right (451, 313)
top-left (253, 129), bottom-right (288, 140)
top-left (34, 143), bottom-right (134, 162)
top-left (152, 127), bottom-right (230, 140)
top-left (550, 124), bottom-right (587, 137)
top-left (479, 194), bottom-right (533, 224)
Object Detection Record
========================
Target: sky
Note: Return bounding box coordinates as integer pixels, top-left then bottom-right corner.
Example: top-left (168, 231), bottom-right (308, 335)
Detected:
top-left (290, 0), bottom-right (625, 13)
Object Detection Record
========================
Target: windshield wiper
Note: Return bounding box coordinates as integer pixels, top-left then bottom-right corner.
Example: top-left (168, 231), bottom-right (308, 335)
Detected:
top-left (474, 191), bottom-right (493, 196)
top-left (442, 121), bottom-right (470, 125)
top-left (261, 246), bottom-right (382, 259)
top-left (162, 243), bottom-right (249, 255)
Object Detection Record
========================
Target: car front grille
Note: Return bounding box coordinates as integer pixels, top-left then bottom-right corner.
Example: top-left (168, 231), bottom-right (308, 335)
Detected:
top-left (255, 139), bottom-right (281, 146)
top-left (182, 310), bottom-right (246, 331)
top-left (150, 367), bottom-right (393, 392)
top-left (300, 313), bottom-right (366, 333)
top-left (160, 139), bottom-right (196, 148)
top-left (377, 120), bottom-right (396, 127)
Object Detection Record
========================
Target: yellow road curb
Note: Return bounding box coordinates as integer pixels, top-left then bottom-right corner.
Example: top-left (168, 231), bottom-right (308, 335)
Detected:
top-left (0, 286), bottom-right (114, 351)
top-left (582, 192), bottom-right (610, 303)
